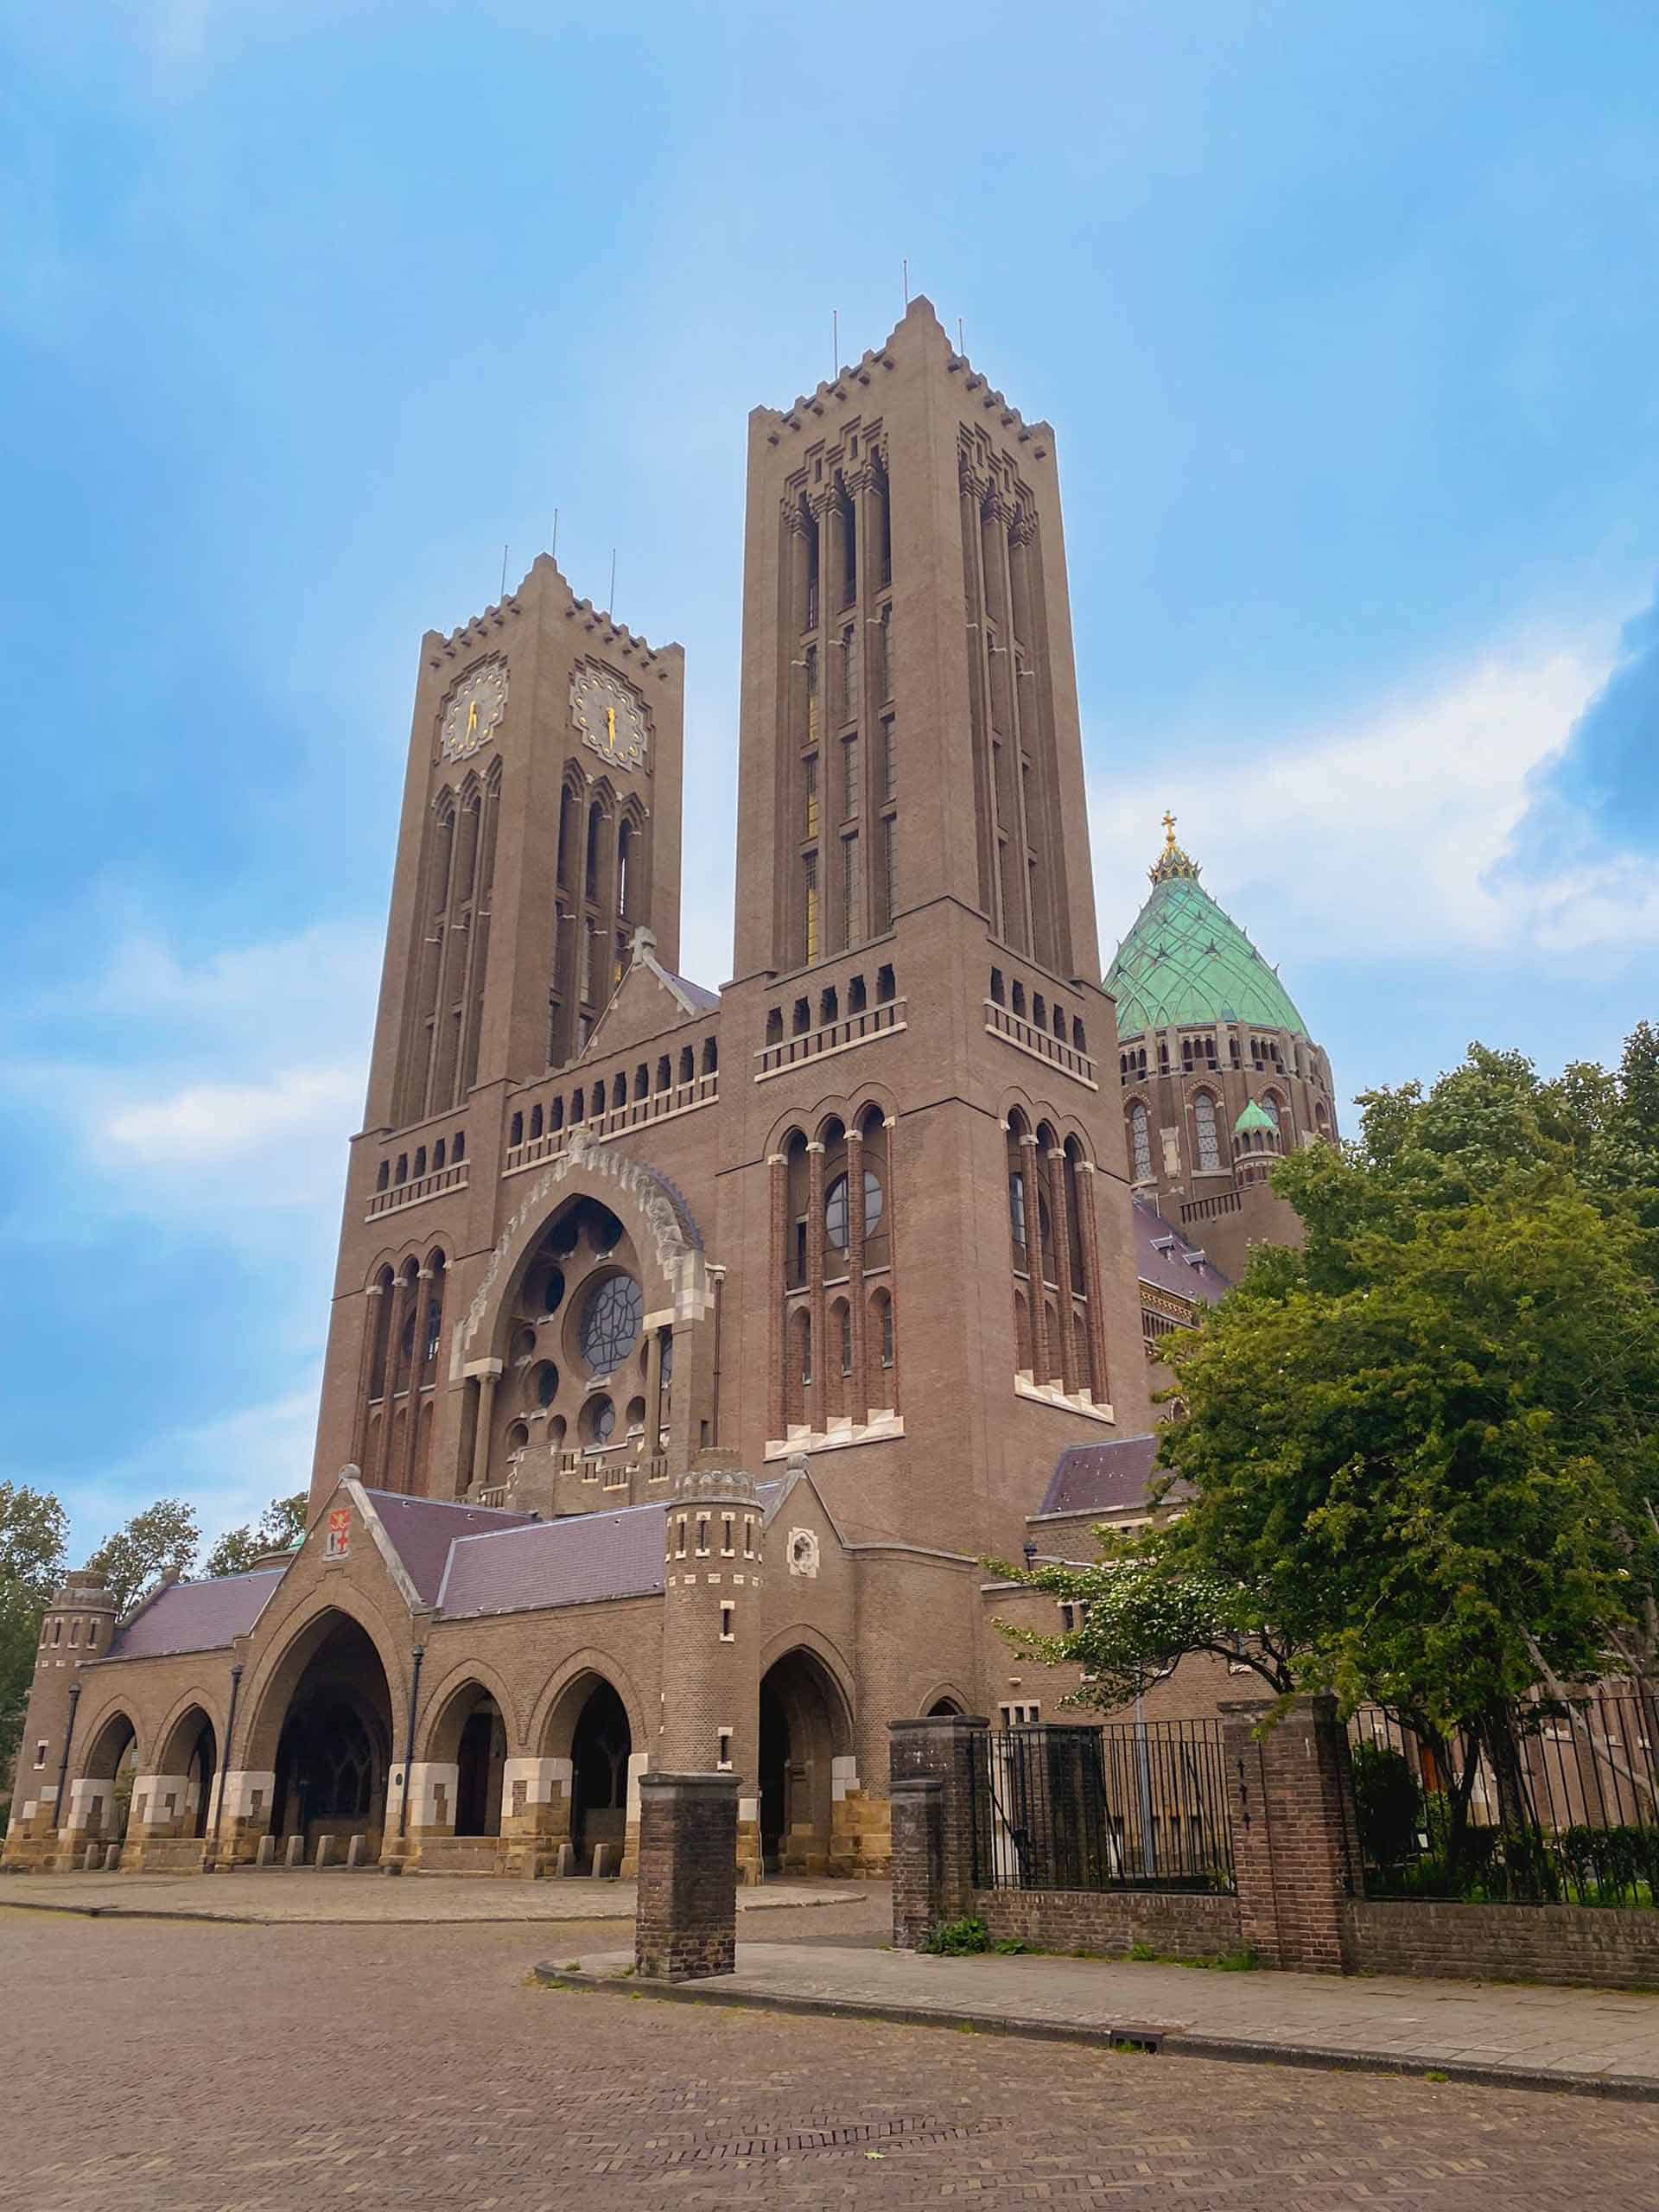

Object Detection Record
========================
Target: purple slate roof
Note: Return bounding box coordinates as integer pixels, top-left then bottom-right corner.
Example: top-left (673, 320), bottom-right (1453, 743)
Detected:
top-left (109, 1569), bottom-right (283, 1660)
top-left (436, 1503), bottom-right (667, 1618)
top-left (364, 1491), bottom-right (538, 1604)
top-left (664, 969), bottom-right (721, 1013)
top-left (1134, 1198), bottom-right (1231, 1304)
top-left (1037, 1435), bottom-right (1190, 1521)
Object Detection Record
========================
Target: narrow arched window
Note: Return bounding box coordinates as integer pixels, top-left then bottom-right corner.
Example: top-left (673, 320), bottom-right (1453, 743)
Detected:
top-left (1194, 1093), bottom-right (1220, 1173)
top-left (1129, 1103), bottom-right (1152, 1183)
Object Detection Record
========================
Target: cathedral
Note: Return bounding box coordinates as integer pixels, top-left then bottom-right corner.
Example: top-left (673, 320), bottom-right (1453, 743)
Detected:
top-left (5, 301), bottom-right (1335, 1883)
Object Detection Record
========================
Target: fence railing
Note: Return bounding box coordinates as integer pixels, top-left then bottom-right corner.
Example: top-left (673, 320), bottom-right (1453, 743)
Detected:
top-left (970, 1719), bottom-right (1234, 1895)
top-left (1351, 1688), bottom-right (1659, 1909)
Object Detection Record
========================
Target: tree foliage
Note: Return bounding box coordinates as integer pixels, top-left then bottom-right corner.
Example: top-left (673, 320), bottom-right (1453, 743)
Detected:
top-left (86, 1498), bottom-right (200, 1616)
top-left (996, 1034), bottom-right (1659, 1766)
top-left (203, 1493), bottom-right (309, 1580)
top-left (0, 1484), bottom-right (69, 1785)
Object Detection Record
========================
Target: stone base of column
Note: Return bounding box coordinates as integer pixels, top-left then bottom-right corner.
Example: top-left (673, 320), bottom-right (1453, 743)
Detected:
top-left (634, 1772), bottom-right (739, 1982)
top-left (828, 1789), bottom-right (892, 1878)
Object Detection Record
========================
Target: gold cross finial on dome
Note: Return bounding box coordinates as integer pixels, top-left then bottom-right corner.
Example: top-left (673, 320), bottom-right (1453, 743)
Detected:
top-left (1162, 810), bottom-right (1178, 849)
top-left (1148, 810), bottom-right (1198, 886)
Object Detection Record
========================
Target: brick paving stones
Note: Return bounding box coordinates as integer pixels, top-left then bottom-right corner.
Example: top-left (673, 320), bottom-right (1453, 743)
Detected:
top-left (6, 1904), bottom-right (1659, 2209)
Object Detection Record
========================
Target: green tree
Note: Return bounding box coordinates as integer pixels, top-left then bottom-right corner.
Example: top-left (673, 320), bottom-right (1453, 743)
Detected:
top-left (997, 1035), bottom-right (1659, 1863)
top-left (203, 1492), bottom-right (309, 1579)
top-left (0, 1484), bottom-right (69, 1784)
top-left (86, 1498), bottom-right (200, 1615)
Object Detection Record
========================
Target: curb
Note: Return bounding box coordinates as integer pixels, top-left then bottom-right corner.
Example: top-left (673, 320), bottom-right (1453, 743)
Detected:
top-left (0, 1888), bottom-right (863, 1931)
top-left (531, 1963), bottom-right (1659, 2106)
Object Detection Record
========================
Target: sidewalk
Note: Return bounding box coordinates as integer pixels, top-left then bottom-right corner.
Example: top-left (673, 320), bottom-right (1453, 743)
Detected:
top-left (539, 1938), bottom-right (1659, 2102)
top-left (0, 1869), bottom-right (861, 1925)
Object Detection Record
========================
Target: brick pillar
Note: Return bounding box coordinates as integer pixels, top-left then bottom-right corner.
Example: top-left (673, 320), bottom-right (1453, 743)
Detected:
top-left (634, 1772), bottom-right (738, 1981)
top-left (888, 1715), bottom-right (988, 1946)
top-left (1223, 1695), bottom-right (1357, 1974)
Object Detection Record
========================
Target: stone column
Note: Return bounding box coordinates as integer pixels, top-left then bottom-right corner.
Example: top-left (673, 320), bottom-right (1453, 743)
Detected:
top-left (1222, 1696), bottom-right (1358, 1974)
top-left (888, 1714), bottom-right (989, 1945)
top-left (1020, 1135), bottom-right (1050, 1384)
top-left (1046, 1147), bottom-right (1077, 1393)
top-left (644, 1326), bottom-right (664, 1455)
top-left (880, 1115), bottom-right (900, 1410)
top-left (469, 1363), bottom-right (501, 1491)
top-left (805, 1140), bottom-right (827, 1432)
top-left (378, 1271), bottom-right (414, 1485)
top-left (350, 1277), bottom-right (384, 1468)
top-left (766, 1151), bottom-right (787, 1444)
top-left (400, 1267), bottom-right (431, 1493)
top-left (1075, 1160), bottom-right (1109, 1405)
top-left (634, 1772), bottom-right (739, 1981)
top-left (846, 1123), bottom-right (868, 1421)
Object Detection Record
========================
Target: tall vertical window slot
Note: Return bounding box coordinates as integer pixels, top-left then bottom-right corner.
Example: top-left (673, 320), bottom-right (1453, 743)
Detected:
top-left (842, 733), bottom-right (860, 819)
top-left (876, 816), bottom-right (896, 933)
top-left (880, 716), bottom-right (896, 802)
top-left (805, 645), bottom-right (819, 745)
top-left (616, 817), bottom-right (633, 920)
top-left (804, 752), bottom-right (819, 838)
top-left (842, 834), bottom-right (860, 949)
top-left (804, 851), bottom-right (820, 963)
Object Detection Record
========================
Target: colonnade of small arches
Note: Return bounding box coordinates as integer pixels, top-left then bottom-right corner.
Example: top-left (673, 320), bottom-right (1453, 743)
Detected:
top-left (353, 1242), bottom-right (448, 1494)
top-left (988, 965), bottom-right (1088, 1053)
top-left (375, 1127), bottom-right (467, 1193)
top-left (508, 1031), bottom-right (719, 1150)
top-left (771, 1101), bottom-right (899, 1438)
top-left (1004, 1108), bottom-right (1109, 1401)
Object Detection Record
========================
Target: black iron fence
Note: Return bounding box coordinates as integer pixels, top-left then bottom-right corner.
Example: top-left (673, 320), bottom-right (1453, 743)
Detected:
top-left (1351, 1688), bottom-right (1659, 1909)
top-left (969, 1719), bottom-right (1235, 1895)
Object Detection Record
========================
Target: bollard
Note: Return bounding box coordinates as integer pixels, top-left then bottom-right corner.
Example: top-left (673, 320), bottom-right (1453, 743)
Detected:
top-left (285, 1834), bottom-right (305, 1868)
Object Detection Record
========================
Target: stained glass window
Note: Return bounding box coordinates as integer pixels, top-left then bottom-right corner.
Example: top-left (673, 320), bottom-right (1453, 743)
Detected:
top-left (579, 1274), bottom-right (642, 1376)
top-left (825, 1170), bottom-right (883, 1252)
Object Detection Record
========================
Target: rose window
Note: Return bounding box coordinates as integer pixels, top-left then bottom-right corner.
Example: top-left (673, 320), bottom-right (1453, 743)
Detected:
top-left (579, 1274), bottom-right (643, 1376)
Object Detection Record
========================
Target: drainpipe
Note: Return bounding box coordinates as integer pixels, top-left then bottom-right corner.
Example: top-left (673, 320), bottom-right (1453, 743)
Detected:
top-left (398, 1643), bottom-right (425, 1840)
top-left (210, 1662), bottom-right (243, 1868)
top-left (52, 1681), bottom-right (82, 1839)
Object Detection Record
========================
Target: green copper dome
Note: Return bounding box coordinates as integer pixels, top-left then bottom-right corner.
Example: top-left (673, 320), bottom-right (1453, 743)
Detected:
top-left (1233, 1098), bottom-right (1277, 1135)
top-left (1104, 817), bottom-right (1309, 1042)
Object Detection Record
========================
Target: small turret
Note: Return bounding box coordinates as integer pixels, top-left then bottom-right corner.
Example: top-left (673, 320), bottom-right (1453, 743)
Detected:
top-left (3, 1570), bottom-right (118, 1865)
top-left (658, 1450), bottom-right (765, 1877)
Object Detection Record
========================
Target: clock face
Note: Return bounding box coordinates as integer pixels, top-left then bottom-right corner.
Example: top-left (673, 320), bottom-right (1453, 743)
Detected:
top-left (439, 659), bottom-right (508, 764)
top-left (570, 664), bottom-right (649, 772)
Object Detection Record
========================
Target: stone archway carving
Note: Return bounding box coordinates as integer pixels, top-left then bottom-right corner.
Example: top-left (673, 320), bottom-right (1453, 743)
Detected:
top-left (454, 1128), bottom-right (709, 1379)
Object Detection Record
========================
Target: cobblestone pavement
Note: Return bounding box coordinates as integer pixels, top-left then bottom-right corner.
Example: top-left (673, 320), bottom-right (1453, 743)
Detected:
top-left (0, 1867), bottom-right (870, 1923)
top-left (7, 1907), bottom-right (1659, 2209)
top-left (556, 1936), bottom-right (1659, 2095)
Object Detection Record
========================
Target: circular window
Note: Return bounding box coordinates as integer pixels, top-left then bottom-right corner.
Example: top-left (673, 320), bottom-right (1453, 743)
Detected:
top-left (535, 1362), bottom-right (559, 1408)
top-left (511, 1325), bottom-right (537, 1366)
top-left (825, 1170), bottom-right (884, 1252)
top-left (543, 1267), bottom-right (566, 1315)
top-left (583, 1395), bottom-right (615, 1446)
top-left (626, 1395), bottom-right (646, 1431)
top-left (547, 1214), bottom-right (581, 1257)
top-left (590, 1207), bottom-right (624, 1255)
top-left (579, 1274), bottom-right (643, 1376)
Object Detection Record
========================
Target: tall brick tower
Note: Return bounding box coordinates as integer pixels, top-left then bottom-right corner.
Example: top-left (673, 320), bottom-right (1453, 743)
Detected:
top-left (714, 295), bottom-right (1151, 1560)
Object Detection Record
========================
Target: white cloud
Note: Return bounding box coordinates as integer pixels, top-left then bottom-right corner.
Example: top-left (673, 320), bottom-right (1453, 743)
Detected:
top-left (1090, 626), bottom-right (1658, 969)
top-left (105, 1066), bottom-right (361, 1184)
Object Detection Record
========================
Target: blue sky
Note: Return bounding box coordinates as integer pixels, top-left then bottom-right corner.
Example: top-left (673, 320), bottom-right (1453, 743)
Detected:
top-left (4, 2), bottom-right (1658, 1557)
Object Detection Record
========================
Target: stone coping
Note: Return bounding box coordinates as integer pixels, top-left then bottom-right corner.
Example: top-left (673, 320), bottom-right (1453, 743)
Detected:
top-left (537, 1940), bottom-right (1659, 2105)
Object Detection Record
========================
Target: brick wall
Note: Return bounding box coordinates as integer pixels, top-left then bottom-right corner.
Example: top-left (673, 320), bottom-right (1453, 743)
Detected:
top-left (1346, 1898), bottom-right (1659, 1992)
top-left (633, 1773), bottom-right (738, 1981)
top-left (973, 1886), bottom-right (1242, 1960)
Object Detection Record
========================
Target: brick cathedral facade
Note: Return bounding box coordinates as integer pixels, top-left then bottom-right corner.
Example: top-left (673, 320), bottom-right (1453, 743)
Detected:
top-left (6, 302), bottom-right (1335, 1882)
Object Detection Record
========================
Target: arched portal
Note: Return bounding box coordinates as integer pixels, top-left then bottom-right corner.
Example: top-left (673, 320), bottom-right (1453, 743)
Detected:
top-left (158, 1706), bottom-right (219, 1840)
top-left (454, 1692), bottom-right (505, 1838)
top-left (569, 1681), bottom-right (631, 1867)
top-left (78, 1711), bottom-right (137, 1841)
top-left (269, 1614), bottom-right (394, 1856)
top-left (758, 1648), bottom-right (854, 1877)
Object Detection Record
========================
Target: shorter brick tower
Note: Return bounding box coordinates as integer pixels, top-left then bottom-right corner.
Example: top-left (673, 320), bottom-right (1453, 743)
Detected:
top-left (658, 1452), bottom-right (766, 1879)
top-left (1105, 817), bottom-right (1339, 1281)
top-left (4, 1571), bottom-right (118, 1867)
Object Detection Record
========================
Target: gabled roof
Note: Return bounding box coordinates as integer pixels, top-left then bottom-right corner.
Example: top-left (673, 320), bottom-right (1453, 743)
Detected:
top-left (1105, 820), bottom-right (1308, 1041)
top-left (1035, 1436), bottom-right (1190, 1521)
top-left (1134, 1198), bottom-right (1230, 1305)
top-left (362, 1490), bottom-right (538, 1605)
top-left (108, 1569), bottom-right (283, 1660)
top-left (436, 1503), bottom-right (667, 1618)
